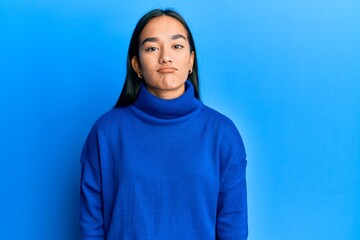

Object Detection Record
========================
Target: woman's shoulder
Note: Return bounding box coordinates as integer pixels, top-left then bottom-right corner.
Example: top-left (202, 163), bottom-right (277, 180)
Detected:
top-left (91, 106), bottom-right (132, 131)
top-left (201, 104), bottom-right (246, 158)
top-left (202, 103), bottom-right (245, 139)
top-left (201, 104), bottom-right (238, 129)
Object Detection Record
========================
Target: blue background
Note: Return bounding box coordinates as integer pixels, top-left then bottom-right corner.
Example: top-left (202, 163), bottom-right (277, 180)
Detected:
top-left (1, 0), bottom-right (359, 239)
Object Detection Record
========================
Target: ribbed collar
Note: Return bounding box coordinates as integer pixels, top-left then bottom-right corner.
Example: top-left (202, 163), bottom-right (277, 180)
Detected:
top-left (132, 80), bottom-right (202, 120)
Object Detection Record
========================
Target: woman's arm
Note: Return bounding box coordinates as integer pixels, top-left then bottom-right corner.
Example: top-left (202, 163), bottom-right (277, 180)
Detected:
top-left (216, 121), bottom-right (248, 240)
top-left (79, 127), bottom-right (106, 240)
top-left (216, 159), bottom-right (248, 240)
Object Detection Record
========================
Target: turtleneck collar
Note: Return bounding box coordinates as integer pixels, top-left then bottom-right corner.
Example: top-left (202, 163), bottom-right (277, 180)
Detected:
top-left (132, 80), bottom-right (202, 121)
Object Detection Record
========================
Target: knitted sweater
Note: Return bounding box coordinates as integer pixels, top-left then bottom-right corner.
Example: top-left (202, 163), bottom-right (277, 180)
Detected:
top-left (80, 81), bottom-right (248, 239)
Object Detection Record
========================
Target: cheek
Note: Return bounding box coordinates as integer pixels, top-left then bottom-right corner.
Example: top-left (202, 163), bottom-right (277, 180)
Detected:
top-left (179, 53), bottom-right (192, 67)
top-left (139, 56), bottom-right (156, 72)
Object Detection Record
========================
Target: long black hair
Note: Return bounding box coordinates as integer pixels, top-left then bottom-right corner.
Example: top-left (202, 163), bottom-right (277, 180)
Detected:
top-left (114, 8), bottom-right (200, 107)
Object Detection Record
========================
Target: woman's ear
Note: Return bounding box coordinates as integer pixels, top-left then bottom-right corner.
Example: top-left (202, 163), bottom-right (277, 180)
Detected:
top-left (131, 56), bottom-right (141, 74)
top-left (189, 51), bottom-right (195, 69)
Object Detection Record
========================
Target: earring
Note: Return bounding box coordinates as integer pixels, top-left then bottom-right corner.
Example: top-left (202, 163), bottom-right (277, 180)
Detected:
top-left (137, 72), bottom-right (143, 78)
top-left (188, 68), bottom-right (193, 74)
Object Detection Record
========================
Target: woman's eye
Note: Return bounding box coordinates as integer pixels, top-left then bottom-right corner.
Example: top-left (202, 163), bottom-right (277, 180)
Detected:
top-left (146, 47), bottom-right (158, 52)
top-left (173, 44), bottom-right (184, 49)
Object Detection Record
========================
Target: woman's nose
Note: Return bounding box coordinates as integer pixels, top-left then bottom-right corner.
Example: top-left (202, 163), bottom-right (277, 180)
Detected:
top-left (158, 48), bottom-right (172, 64)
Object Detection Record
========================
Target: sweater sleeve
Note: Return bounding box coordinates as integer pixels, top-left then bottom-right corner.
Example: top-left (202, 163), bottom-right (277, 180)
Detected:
top-left (216, 123), bottom-right (248, 240)
top-left (79, 126), bottom-right (106, 240)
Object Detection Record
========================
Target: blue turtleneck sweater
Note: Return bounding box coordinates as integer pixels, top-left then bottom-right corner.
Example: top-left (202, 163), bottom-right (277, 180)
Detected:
top-left (80, 81), bottom-right (248, 239)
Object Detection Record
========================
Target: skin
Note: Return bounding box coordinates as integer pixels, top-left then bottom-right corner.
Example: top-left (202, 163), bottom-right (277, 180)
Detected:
top-left (131, 16), bottom-right (195, 99)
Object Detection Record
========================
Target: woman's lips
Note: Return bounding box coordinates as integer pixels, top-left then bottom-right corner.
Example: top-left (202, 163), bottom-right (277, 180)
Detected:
top-left (157, 67), bottom-right (177, 73)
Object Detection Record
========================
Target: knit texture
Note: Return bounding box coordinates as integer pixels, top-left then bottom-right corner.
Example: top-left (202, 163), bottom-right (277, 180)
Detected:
top-left (80, 81), bottom-right (248, 240)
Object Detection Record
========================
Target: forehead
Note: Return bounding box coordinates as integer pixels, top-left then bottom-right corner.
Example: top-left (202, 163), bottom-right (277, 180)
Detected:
top-left (140, 16), bottom-right (188, 39)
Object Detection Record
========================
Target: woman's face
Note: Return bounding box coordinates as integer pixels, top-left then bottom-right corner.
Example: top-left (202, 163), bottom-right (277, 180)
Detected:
top-left (132, 16), bottom-right (195, 99)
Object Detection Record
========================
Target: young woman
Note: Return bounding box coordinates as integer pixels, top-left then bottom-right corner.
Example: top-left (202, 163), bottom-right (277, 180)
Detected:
top-left (80, 8), bottom-right (248, 240)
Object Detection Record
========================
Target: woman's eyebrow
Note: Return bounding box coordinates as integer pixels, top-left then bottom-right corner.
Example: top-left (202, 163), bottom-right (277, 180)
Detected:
top-left (141, 34), bottom-right (187, 45)
top-left (141, 37), bottom-right (159, 45)
top-left (171, 34), bottom-right (187, 41)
